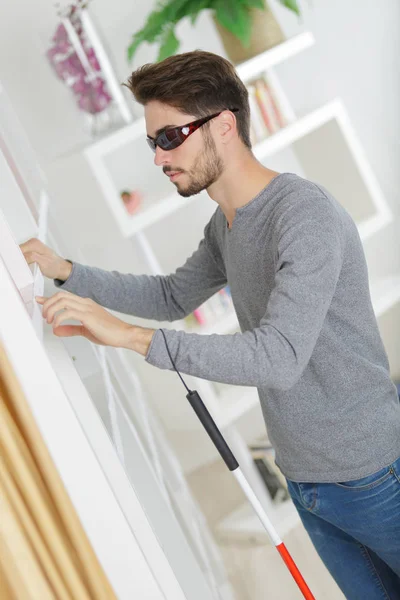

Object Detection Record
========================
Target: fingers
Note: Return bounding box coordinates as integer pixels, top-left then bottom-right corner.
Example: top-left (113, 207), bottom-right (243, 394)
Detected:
top-left (20, 238), bottom-right (43, 255)
top-left (23, 250), bottom-right (42, 266)
top-left (53, 307), bottom-right (86, 330)
top-left (36, 292), bottom-right (91, 324)
top-left (53, 325), bottom-right (84, 337)
top-left (20, 238), bottom-right (46, 267)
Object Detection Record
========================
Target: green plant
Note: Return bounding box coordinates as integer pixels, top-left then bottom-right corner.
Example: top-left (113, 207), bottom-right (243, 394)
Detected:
top-left (127, 0), bottom-right (301, 62)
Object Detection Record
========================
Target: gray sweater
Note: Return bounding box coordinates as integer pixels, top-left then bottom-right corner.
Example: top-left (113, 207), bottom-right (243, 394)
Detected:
top-left (56, 173), bottom-right (400, 482)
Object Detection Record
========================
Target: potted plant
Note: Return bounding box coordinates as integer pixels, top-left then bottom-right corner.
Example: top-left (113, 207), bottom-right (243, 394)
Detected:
top-left (127, 0), bottom-right (301, 65)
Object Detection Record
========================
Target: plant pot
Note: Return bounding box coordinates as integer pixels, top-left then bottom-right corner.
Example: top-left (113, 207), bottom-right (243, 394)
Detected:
top-left (213, 1), bottom-right (285, 65)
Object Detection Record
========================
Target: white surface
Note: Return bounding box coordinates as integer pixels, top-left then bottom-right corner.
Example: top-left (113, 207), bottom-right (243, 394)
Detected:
top-left (0, 81), bottom-right (44, 213)
top-left (0, 259), bottom-right (184, 600)
top-left (236, 31), bottom-right (315, 83)
top-left (217, 386), bottom-right (259, 429)
top-left (253, 99), bottom-right (346, 159)
top-left (0, 207), bottom-right (34, 304)
top-left (48, 335), bottom-right (215, 600)
top-left (0, 140), bottom-right (38, 243)
top-left (216, 497), bottom-right (300, 545)
top-left (370, 276), bottom-right (400, 318)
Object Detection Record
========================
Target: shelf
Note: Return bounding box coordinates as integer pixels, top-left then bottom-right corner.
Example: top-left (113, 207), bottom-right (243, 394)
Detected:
top-left (370, 276), bottom-right (400, 318)
top-left (82, 31), bottom-right (314, 159)
top-left (85, 116), bottom-right (146, 159)
top-left (236, 32), bottom-right (315, 83)
top-left (119, 191), bottom-right (199, 238)
top-left (83, 89), bottom-right (391, 247)
top-left (0, 206), bottom-right (34, 304)
top-left (255, 99), bottom-right (392, 242)
top-left (253, 100), bottom-right (342, 160)
top-left (215, 498), bottom-right (300, 545)
top-left (0, 84), bottom-right (44, 218)
top-left (79, 34), bottom-right (315, 239)
top-left (0, 208), bottom-right (44, 339)
top-left (87, 136), bottom-right (203, 237)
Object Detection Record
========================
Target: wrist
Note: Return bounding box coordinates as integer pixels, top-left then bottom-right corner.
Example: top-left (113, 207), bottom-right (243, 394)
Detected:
top-left (124, 325), bottom-right (155, 357)
top-left (58, 259), bottom-right (73, 282)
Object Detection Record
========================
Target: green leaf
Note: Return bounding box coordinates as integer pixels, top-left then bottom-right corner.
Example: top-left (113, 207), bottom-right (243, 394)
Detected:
top-left (157, 27), bottom-right (180, 60)
top-left (189, 0), bottom-right (213, 25)
top-left (214, 0), bottom-right (252, 46)
top-left (277, 0), bottom-right (301, 16)
top-left (127, 0), bottom-right (190, 61)
top-left (241, 0), bottom-right (265, 9)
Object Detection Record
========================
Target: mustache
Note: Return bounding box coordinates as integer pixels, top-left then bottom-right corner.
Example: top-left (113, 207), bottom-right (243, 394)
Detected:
top-left (163, 166), bottom-right (185, 174)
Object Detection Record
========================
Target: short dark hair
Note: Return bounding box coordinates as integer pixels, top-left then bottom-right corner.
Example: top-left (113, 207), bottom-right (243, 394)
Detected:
top-left (125, 50), bottom-right (252, 149)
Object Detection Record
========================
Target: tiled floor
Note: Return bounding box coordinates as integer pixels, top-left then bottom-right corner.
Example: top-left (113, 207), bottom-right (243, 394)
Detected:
top-left (187, 458), bottom-right (345, 600)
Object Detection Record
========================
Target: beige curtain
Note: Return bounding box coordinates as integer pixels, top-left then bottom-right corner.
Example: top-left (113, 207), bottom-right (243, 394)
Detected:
top-left (0, 342), bottom-right (117, 600)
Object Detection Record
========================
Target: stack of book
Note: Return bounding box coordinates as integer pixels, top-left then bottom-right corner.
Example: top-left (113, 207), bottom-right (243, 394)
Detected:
top-left (247, 76), bottom-right (286, 144)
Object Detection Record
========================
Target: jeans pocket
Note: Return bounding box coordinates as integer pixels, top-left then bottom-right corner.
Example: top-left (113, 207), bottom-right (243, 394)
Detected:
top-left (334, 464), bottom-right (393, 491)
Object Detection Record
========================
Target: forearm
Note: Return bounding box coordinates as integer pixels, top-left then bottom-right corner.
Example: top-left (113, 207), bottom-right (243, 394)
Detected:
top-left (144, 327), bottom-right (300, 390)
top-left (54, 261), bottom-right (188, 320)
top-left (55, 243), bottom-right (226, 322)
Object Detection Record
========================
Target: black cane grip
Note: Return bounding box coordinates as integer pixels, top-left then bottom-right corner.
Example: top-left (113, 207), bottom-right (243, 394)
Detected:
top-left (186, 390), bottom-right (239, 471)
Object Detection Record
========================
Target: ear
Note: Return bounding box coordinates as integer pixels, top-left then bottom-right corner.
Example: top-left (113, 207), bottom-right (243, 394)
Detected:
top-left (217, 110), bottom-right (237, 144)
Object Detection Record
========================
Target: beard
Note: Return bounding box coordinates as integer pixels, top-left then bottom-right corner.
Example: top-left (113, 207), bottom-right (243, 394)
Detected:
top-left (173, 132), bottom-right (224, 198)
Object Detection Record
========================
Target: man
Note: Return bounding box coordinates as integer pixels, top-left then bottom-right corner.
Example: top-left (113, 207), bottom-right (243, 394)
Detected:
top-left (21, 50), bottom-right (400, 598)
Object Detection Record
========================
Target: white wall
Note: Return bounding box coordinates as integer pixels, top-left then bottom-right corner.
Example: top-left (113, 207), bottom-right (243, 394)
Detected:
top-left (270, 0), bottom-right (400, 280)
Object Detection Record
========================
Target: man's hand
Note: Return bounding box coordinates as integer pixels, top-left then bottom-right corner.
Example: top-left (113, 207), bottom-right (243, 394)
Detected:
top-left (36, 291), bottom-right (154, 355)
top-left (20, 238), bottom-right (72, 281)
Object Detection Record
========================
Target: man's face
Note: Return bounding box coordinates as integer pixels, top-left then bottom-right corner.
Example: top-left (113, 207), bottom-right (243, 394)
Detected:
top-left (145, 101), bottom-right (224, 197)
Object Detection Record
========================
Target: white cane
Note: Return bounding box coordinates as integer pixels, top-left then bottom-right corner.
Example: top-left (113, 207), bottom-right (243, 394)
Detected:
top-left (160, 329), bottom-right (316, 600)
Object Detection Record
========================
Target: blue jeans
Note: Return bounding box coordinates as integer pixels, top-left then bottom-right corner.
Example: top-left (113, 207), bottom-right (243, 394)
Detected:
top-left (286, 456), bottom-right (400, 599)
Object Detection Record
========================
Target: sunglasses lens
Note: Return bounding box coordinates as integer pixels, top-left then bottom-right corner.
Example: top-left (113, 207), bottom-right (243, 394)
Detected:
top-left (146, 137), bottom-right (156, 152)
top-left (157, 129), bottom-right (184, 151)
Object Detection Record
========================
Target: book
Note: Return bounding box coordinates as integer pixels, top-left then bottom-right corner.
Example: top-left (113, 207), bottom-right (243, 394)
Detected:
top-left (254, 79), bottom-right (280, 135)
top-left (247, 84), bottom-right (269, 142)
top-left (261, 77), bottom-right (286, 129)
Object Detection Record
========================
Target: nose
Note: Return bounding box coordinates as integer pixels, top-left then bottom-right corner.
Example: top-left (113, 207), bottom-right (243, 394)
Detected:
top-left (154, 145), bottom-right (171, 167)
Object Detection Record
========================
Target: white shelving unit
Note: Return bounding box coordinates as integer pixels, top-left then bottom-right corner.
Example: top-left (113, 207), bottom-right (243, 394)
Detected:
top-left (0, 80), bottom-right (234, 600)
top-left (0, 83), bottom-right (46, 339)
top-left (370, 276), bottom-right (400, 319)
top-left (44, 31), bottom-right (400, 547)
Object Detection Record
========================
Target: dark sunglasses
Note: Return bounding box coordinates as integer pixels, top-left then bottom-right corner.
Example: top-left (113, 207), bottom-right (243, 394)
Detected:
top-left (146, 108), bottom-right (239, 152)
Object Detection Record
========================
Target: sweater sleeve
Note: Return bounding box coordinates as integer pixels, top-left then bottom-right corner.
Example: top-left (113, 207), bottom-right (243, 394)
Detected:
top-left (54, 218), bottom-right (227, 321)
top-left (145, 198), bottom-right (344, 390)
